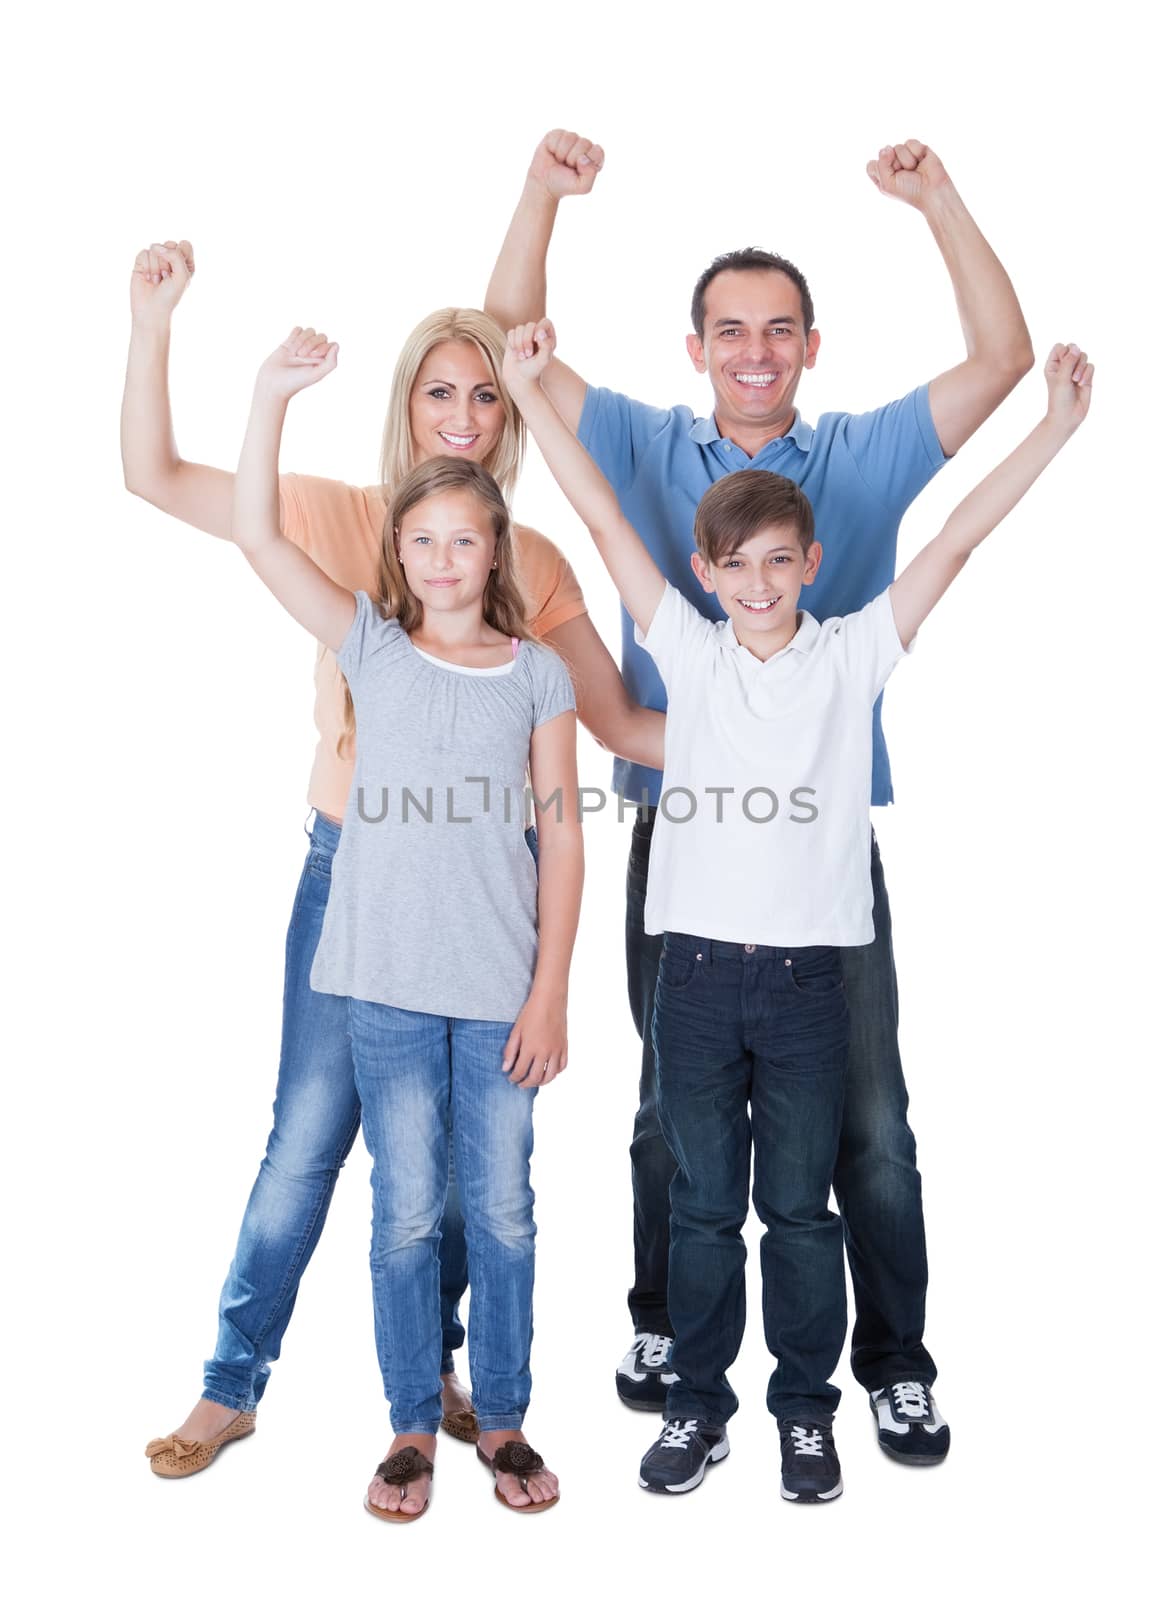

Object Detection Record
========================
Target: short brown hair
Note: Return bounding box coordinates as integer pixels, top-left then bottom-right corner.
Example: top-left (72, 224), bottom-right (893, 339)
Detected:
top-left (694, 471), bottom-right (816, 564)
top-left (690, 248), bottom-right (815, 338)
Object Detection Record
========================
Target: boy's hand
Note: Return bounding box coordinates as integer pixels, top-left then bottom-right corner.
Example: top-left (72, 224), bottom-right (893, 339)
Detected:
top-left (865, 140), bottom-right (953, 212)
top-left (1043, 342), bottom-right (1093, 433)
top-left (255, 326), bottom-right (339, 400)
top-left (502, 319), bottom-right (556, 389)
top-left (502, 988), bottom-right (568, 1089)
top-left (130, 239), bottom-right (195, 328)
top-left (527, 128), bottom-right (605, 201)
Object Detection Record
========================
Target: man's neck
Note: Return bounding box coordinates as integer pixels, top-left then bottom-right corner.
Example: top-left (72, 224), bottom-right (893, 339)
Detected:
top-left (713, 405), bottom-right (797, 460)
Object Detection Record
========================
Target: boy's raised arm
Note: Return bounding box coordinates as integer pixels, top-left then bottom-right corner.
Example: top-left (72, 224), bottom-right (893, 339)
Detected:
top-left (502, 320), bottom-right (665, 637)
top-left (890, 342), bottom-right (1093, 648)
top-left (486, 131), bottom-right (603, 436)
top-left (231, 328), bottom-right (356, 652)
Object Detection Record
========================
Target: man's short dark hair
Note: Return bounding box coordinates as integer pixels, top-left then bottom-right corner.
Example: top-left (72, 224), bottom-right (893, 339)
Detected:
top-left (694, 471), bottom-right (816, 564)
top-left (690, 248), bottom-right (815, 339)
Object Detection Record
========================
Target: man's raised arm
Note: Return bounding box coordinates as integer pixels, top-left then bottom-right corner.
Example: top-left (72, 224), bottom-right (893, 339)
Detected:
top-left (867, 139), bottom-right (1034, 457)
top-left (485, 129), bottom-right (604, 435)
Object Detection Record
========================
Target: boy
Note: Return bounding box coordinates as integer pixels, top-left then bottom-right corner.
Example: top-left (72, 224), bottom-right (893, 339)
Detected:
top-left (501, 319), bottom-right (1091, 1501)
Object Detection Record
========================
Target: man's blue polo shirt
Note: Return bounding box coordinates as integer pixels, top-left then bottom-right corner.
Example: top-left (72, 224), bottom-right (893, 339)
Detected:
top-left (578, 383), bottom-right (947, 806)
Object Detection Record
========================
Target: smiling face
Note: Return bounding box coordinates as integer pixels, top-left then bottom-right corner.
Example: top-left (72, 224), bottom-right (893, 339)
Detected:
top-left (686, 269), bottom-right (821, 451)
top-left (408, 340), bottom-right (506, 465)
top-left (394, 487), bottom-right (498, 615)
top-left (691, 522), bottom-right (823, 658)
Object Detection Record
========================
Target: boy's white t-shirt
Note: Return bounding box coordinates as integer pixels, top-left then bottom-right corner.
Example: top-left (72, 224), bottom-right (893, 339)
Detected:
top-left (636, 583), bottom-right (909, 948)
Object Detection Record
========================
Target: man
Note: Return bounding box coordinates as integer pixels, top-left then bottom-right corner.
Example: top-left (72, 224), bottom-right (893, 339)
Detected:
top-left (486, 130), bottom-right (1033, 1464)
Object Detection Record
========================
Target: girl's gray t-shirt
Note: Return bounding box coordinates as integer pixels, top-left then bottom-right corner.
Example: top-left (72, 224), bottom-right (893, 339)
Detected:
top-left (309, 590), bottom-right (576, 1023)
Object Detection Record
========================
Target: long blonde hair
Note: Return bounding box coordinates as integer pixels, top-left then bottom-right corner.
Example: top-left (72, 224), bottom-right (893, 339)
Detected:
top-left (378, 307), bottom-right (524, 499)
top-left (336, 309), bottom-right (528, 756)
top-left (337, 458), bottom-right (535, 752)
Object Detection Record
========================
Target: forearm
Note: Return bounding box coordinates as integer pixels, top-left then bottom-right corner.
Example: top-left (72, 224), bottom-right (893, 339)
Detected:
top-left (530, 825), bottom-right (584, 997)
top-left (586, 702), bottom-right (666, 770)
top-left (513, 380), bottom-right (622, 538)
top-left (121, 322), bottom-right (181, 495)
top-left (485, 179), bottom-right (558, 327)
top-left (924, 184), bottom-right (1032, 373)
top-left (232, 386), bottom-right (288, 556)
top-left (940, 415), bottom-right (1069, 559)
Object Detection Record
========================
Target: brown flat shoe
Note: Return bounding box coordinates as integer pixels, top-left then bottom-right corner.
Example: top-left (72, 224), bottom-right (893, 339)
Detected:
top-left (477, 1440), bottom-right (559, 1514)
top-left (146, 1411), bottom-right (256, 1478)
top-left (440, 1403), bottom-right (480, 1444)
top-left (364, 1445), bottom-right (434, 1523)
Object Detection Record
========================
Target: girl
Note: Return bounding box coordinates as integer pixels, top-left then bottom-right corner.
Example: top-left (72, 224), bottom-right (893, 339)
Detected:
top-left (231, 324), bottom-right (580, 1518)
top-left (126, 238), bottom-right (661, 1480)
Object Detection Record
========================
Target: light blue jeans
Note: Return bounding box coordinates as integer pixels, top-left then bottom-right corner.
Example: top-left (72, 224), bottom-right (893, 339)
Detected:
top-left (348, 999), bottom-right (538, 1434)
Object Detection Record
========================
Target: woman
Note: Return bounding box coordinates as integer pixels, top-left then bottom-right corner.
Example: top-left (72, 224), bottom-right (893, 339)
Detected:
top-left (123, 241), bottom-right (662, 1509)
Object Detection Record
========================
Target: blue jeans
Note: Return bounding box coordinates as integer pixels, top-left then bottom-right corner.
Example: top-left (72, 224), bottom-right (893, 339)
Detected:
top-left (202, 814), bottom-right (470, 1411)
top-left (347, 1000), bottom-right (537, 1434)
top-left (626, 811), bottom-right (935, 1391)
top-left (654, 934), bottom-right (850, 1426)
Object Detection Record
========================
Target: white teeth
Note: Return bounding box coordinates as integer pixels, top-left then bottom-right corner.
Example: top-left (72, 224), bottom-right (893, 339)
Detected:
top-left (739, 597), bottom-right (779, 611)
top-left (439, 432), bottom-right (476, 445)
top-left (733, 373), bottom-right (777, 387)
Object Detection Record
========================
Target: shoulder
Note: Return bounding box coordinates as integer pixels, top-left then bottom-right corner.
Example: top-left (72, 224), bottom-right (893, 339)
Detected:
top-left (280, 474), bottom-right (387, 540)
top-left (581, 385), bottom-right (697, 441)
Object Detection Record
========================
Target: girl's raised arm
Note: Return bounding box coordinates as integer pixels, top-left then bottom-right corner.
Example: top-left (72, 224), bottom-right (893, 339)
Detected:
top-left (232, 328), bottom-right (356, 651)
top-left (502, 320), bottom-right (666, 638)
top-left (891, 342), bottom-right (1092, 648)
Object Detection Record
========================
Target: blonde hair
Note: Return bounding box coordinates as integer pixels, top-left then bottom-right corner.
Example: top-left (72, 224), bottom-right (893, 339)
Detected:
top-left (378, 307), bottom-right (524, 500)
top-left (335, 309), bottom-right (528, 757)
top-left (337, 458), bottom-right (535, 752)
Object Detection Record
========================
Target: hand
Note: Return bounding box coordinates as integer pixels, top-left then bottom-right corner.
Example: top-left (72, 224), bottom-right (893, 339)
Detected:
top-left (130, 239), bottom-right (195, 328)
top-left (1043, 342), bottom-right (1093, 433)
top-left (501, 987), bottom-right (568, 1089)
top-left (255, 326), bottom-right (339, 400)
top-left (866, 140), bottom-right (952, 211)
top-left (527, 128), bottom-right (605, 201)
top-left (502, 319), bottom-right (556, 390)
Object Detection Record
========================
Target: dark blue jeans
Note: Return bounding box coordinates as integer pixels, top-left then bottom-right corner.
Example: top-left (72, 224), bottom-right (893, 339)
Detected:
top-left (654, 934), bottom-right (849, 1426)
top-left (202, 813), bottom-right (470, 1410)
top-left (625, 809), bottom-right (936, 1391)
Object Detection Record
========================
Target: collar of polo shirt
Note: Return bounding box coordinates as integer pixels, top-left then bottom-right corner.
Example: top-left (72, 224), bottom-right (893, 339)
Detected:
top-left (688, 410), bottom-right (815, 453)
top-left (713, 610), bottom-right (821, 661)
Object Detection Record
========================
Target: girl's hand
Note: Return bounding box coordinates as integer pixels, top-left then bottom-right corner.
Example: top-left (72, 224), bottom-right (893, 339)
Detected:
top-left (502, 988), bottom-right (568, 1089)
top-left (1044, 341), bottom-right (1093, 434)
top-left (502, 319), bottom-right (556, 391)
top-left (255, 326), bottom-right (339, 400)
top-left (527, 128), bottom-right (605, 201)
top-left (130, 239), bottom-right (195, 328)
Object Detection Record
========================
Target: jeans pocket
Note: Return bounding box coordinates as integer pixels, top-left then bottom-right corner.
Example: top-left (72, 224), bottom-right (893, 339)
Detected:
top-left (788, 946), bottom-right (845, 998)
top-left (658, 950), bottom-right (704, 994)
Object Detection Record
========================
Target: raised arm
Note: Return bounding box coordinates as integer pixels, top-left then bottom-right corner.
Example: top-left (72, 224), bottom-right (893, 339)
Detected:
top-left (867, 140), bottom-right (1035, 457)
top-left (502, 321), bottom-right (665, 637)
top-left (232, 328), bottom-right (355, 651)
top-left (485, 131), bottom-right (602, 434)
top-left (890, 343), bottom-right (1092, 648)
top-left (121, 239), bottom-right (240, 537)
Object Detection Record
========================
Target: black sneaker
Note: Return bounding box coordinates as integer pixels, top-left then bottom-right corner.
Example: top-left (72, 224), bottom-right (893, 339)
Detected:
top-left (615, 1333), bottom-right (679, 1411)
top-left (869, 1380), bottom-right (950, 1465)
top-left (639, 1419), bottom-right (729, 1494)
top-left (779, 1420), bottom-right (843, 1503)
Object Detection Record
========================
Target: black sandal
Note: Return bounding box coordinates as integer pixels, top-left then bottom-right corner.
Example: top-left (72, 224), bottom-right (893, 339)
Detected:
top-left (364, 1444), bottom-right (434, 1523)
top-left (476, 1439), bottom-right (559, 1514)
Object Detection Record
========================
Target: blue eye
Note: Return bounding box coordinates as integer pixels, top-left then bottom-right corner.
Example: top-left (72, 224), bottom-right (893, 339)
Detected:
top-left (474, 391), bottom-right (498, 405)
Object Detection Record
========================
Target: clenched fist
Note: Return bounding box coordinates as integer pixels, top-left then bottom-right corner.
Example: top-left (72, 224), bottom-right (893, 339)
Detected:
top-left (527, 128), bottom-right (605, 201)
top-left (130, 239), bottom-right (195, 328)
top-left (865, 141), bottom-right (952, 211)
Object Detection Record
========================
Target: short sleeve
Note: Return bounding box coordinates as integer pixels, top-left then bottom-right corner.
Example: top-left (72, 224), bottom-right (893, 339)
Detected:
top-left (634, 582), bottom-right (718, 694)
top-left (579, 386), bottom-right (678, 494)
top-left (825, 589), bottom-right (910, 705)
top-left (513, 524), bottom-right (588, 637)
top-left (529, 646), bottom-right (576, 729)
top-left (336, 590), bottom-right (401, 685)
top-left (837, 386), bottom-right (947, 518)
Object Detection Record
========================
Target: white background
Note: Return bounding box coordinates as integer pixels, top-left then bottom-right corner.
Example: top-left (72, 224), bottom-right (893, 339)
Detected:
top-left (4, 2), bottom-right (1162, 1595)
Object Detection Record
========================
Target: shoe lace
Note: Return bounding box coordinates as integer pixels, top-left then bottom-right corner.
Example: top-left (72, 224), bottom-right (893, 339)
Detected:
top-left (890, 1381), bottom-right (930, 1420)
top-left (788, 1425), bottom-right (824, 1457)
top-left (660, 1420), bottom-right (699, 1450)
top-left (640, 1334), bottom-right (674, 1369)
